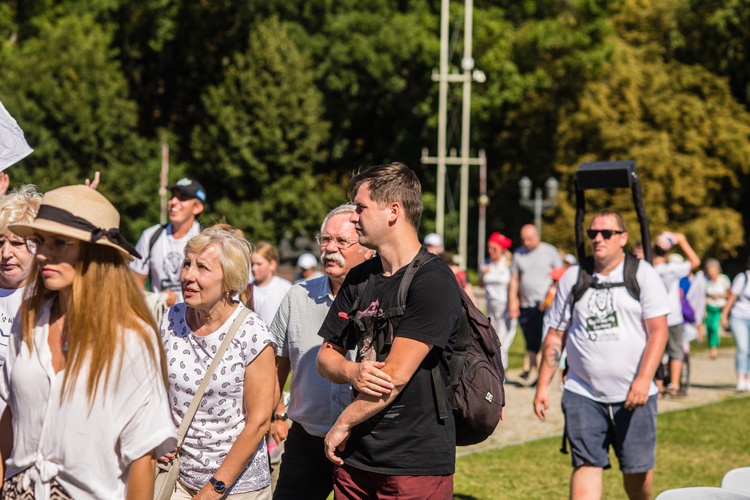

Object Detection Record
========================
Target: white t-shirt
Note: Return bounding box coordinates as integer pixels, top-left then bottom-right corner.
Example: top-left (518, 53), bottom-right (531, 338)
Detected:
top-left (547, 258), bottom-right (669, 403)
top-left (705, 273), bottom-right (731, 308)
top-left (0, 299), bottom-right (176, 499)
top-left (160, 303), bottom-right (275, 494)
top-left (483, 259), bottom-right (512, 305)
top-left (655, 261), bottom-right (692, 326)
top-left (252, 276), bottom-right (292, 325)
top-left (0, 287), bottom-right (23, 418)
top-left (729, 272), bottom-right (750, 320)
top-left (130, 222), bottom-right (202, 295)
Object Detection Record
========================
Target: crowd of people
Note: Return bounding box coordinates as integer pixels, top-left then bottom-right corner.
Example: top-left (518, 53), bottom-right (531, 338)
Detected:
top-left (0, 164), bottom-right (747, 500)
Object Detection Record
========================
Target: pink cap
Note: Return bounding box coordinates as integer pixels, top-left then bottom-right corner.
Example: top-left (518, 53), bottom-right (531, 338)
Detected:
top-left (488, 232), bottom-right (512, 250)
top-left (550, 266), bottom-right (566, 281)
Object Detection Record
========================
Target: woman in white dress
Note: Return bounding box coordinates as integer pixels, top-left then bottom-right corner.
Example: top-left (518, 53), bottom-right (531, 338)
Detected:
top-left (0, 184), bottom-right (175, 499)
top-left (479, 232), bottom-right (516, 369)
top-left (160, 227), bottom-right (276, 499)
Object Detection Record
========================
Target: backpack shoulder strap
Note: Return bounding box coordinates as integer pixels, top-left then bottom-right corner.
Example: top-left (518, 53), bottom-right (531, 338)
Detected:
top-left (383, 247), bottom-right (437, 319)
top-left (147, 224), bottom-right (167, 261)
top-left (570, 256), bottom-right (596, 308)
top-left (622, 253), bottom-right (641, 301)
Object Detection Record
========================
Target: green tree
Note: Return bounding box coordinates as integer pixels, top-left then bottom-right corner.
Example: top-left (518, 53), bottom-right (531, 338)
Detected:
top-left (191, 16), bottom-right (333, 243)
top-left (547, 0), bottom-right (750, 260)
top-left (0, 13), bottom-right (161, 240)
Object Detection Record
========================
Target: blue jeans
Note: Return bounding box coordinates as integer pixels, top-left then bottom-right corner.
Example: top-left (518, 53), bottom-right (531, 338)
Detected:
top-left (729, 317), bottom-right (750, 376)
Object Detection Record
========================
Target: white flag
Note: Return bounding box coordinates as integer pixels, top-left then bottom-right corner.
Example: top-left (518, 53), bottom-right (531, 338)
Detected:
top-left (0, 100), bottom-right (33, 171)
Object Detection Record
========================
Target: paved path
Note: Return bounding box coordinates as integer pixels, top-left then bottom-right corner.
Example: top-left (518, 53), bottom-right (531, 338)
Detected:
top-left (457, 347), bottom-right (746, 457)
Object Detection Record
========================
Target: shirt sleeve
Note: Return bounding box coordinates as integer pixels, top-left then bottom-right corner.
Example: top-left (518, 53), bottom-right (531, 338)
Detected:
top-left (238, 312), bottom-right (276, 367)
top-left (318, 262), bottom-right (369, 350)
top-left (0, 325), bottom-right (21, 403)
top-left (636, 262), bottom-right (670, 320)
top-left (551, 246), bottom-right (563, 267)
top-left (270, 290), bottom-right (293, 357)
top-left (510, 253), bottom-right (520, 275)
top-left (116, 333), bottom-right (178, 465)
top-left (545, 266), bottom-right (578, 332)
top-left (129, 226), bottom-right (155, 275)
top-left (731, 273), bottom-right (748, 296)
top-left (393, 262), bottom-right (462, 349)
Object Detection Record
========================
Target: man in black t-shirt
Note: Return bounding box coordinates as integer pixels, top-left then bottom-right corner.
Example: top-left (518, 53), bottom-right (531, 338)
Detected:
top-left (317, 163), bottom-right (462, 500)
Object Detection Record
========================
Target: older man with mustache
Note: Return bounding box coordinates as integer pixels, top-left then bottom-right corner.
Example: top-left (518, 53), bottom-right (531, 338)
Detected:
top-left (269, 204), bottom-right (386, 500)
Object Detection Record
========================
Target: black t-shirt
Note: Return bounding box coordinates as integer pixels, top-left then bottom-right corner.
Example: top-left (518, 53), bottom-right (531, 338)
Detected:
top-left (318, 253), bottom-right (462, 475)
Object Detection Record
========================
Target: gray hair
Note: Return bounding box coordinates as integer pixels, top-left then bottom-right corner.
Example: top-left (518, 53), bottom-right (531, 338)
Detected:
top-left (184, 227), bottom-right (253, 296)
top-left (705, 258), bottom-right (722, 272)
top-left (320, 203), bottom-right (357, 233)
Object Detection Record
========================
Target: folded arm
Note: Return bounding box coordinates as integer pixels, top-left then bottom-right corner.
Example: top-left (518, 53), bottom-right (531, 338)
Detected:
top-left (317, 341), bottom-right (394, 397)
top-left (319, 337), bottom-right (432, 464)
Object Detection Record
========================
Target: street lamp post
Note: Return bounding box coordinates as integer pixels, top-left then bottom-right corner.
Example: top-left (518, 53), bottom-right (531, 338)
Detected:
top-left (519, 176), bottom-right (558, 235)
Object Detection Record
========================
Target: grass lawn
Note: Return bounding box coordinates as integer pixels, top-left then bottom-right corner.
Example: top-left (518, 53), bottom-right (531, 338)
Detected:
top-left (454, 397), bottom-right (750, 499)
top-left (505, 327), bottom-right (737, 371)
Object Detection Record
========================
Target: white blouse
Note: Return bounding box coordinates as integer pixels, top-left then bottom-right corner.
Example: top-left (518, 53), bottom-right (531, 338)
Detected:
top-left (160, 302), bottom-right (275, 493)
top-left (0, 299), bottom-right (177, 499)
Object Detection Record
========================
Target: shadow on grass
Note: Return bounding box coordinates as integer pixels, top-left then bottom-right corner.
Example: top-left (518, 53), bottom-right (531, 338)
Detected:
top-left (453, 495), bottom-right (480, 500)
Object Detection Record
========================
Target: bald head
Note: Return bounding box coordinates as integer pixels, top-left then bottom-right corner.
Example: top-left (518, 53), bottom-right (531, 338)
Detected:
top-left (520, 224), bottom-right (541, 250)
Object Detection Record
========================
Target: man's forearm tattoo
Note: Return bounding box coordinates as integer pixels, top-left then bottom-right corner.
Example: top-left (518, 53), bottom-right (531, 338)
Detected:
top-left (543, 342), bottom-right (563, 369)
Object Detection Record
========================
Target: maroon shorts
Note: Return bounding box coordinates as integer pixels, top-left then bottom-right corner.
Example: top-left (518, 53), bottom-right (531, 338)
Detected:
top-left (333, 463), bottom-right (453, 500)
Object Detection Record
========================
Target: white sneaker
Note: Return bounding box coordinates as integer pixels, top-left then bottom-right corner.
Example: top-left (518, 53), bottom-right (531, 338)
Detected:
top-left (736, 378), bottom-right (748, 392)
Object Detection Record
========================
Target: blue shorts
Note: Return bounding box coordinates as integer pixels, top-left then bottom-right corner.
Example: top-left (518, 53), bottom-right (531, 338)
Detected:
top-left (561, 390), bottom-right (657, 474)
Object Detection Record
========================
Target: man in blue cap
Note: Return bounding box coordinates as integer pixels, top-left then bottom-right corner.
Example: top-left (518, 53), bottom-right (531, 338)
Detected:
top-left (131, 178), bottom-right (205, 305)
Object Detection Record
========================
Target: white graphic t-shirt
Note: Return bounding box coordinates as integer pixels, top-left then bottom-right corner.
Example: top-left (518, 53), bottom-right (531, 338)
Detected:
top-left (0, 287), bottom-right (23, 417)
top-left (160, 303), bottom-right (275, 493)
top-left (546, 258), bottom-right (669, 402)
top-left (131, 222), bottom-right (202, 296)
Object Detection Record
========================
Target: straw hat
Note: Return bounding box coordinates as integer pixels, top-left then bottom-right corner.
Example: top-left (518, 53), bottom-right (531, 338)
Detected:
top-left (9, 184), bottom-right (140, 260)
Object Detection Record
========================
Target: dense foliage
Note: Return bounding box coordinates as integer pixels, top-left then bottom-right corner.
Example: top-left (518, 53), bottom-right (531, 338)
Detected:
top-left (1, 0), bottom-right (748, 264)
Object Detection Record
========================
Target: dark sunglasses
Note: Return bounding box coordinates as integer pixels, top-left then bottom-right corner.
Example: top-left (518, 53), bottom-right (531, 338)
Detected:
top-left (587, 229), bottom-right (624, 240)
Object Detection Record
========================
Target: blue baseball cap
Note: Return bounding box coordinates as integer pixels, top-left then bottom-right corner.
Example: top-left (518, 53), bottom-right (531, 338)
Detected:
top-left (167, 178), bottom-right (206, 203)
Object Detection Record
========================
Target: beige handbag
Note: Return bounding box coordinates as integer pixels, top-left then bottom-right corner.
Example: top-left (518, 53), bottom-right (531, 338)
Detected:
top-left (153, 308), bottom-right (251, 500)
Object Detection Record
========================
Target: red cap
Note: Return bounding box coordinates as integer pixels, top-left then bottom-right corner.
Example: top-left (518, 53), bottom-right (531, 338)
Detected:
top-left (550, 266), bottom-right (566, 281)
top-left (488, 232), bottom-right (512, 250)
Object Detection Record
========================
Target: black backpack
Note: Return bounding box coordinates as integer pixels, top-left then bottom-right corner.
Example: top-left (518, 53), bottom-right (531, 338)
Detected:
top-left (570, 253), bottom-right (641, 311)
top-left (350, 248), bottom-right (505, 446)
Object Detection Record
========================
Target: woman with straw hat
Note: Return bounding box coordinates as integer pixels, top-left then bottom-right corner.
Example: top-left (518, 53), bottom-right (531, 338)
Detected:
top-left (0, 184), bottom-right (176, 499)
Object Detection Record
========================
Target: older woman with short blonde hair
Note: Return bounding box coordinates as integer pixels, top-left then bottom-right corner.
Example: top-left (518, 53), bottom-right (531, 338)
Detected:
top-left (160, 227), bottom-right (276, 499)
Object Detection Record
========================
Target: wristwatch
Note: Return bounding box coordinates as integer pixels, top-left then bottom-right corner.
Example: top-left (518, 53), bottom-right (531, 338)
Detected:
top-left (209, 477), bottom-right (226, 494)
top-left (273, 412), bottom-right (289, 421)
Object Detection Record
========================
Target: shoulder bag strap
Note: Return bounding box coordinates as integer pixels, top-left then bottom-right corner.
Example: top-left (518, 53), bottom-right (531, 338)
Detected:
top-left (175, 306), bottom-right (252, 448)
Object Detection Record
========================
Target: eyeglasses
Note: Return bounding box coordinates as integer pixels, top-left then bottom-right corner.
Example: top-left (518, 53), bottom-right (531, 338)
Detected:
top-left (587, 229), bottom-right (625, 240)
top-left (25, 235), bottom-right (78, 257)
top-left (315, 233), bottom-right (358, 249)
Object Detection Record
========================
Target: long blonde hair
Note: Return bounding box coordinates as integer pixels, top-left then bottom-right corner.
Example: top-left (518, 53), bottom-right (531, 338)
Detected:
top-left (22, 242), bottom-right (167, 403)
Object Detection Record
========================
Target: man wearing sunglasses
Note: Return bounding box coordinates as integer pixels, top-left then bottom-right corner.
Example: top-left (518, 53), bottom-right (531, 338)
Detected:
top-left (533, 210), bottom-right (669, 500)
top-left (270, 204), bottom-right (376, 500)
